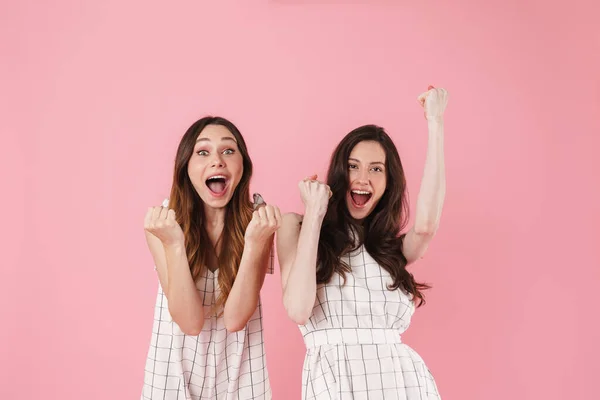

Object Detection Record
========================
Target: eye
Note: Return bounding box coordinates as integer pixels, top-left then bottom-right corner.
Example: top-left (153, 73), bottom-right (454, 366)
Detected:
top-left (222, 148), bottom-right (235, 155)
top-left (196, 150), bottom-right (209, 156)
top-left (371, 166), bottom-right (383, 172)
top-left (348, 164), bottom-right (358, 169)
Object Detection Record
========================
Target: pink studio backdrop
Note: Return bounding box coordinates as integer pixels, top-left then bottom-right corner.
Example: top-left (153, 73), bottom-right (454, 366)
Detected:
top-left (2, 1), bottom-right (599, 399)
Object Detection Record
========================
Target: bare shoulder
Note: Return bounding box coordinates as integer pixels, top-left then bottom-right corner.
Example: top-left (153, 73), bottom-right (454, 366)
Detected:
top-left (281, 212), bottom-right (303, 227)
top-left (277, 213), bottom-right (303, 249)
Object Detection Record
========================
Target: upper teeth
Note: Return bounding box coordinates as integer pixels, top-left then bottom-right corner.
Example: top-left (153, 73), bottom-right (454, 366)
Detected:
top-left (208, 175), bottom-right (226, 181)
top-left (352, 190), bottom-right (371, 195)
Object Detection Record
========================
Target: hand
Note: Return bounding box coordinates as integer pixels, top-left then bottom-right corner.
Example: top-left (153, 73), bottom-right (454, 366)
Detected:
top-left (144, 201), bottom-right (185, 247)
top-left (245, 204), bottom-right (282, 246)
top-left (298, 174), bottom-right (331, 218)
top-left (418, 85), bottom-right (449, 122)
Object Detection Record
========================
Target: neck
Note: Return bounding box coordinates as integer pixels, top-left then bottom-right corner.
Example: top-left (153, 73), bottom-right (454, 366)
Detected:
top-left (204, 206), bottom-right (226, 232)
top-left (203, 206), bottom-right (226, 256)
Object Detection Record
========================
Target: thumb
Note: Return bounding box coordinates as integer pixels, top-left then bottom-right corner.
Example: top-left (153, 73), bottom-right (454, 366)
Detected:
top-left (417, 92), bottom-right (428, 107)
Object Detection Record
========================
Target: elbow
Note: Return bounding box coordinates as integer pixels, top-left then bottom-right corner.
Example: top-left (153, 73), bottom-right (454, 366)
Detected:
top-left (175, 319), bottom-right (204, 336)
top-left (180, 324), bottom-right (203, 336)
top-left (283, 295), bottom-right (313, 325)
top-left (169, 307), bottom-right (204, 336)
top-left (287, 309), bottom-right (311, 325)
top-left (224, 311), bottom-right (250, 332)
top-left (223, 307), bottom-right (253, 333)
top-left (224, 319), bottom-right (247, 333)
top-left (413, 222), bottom-right (438, 236)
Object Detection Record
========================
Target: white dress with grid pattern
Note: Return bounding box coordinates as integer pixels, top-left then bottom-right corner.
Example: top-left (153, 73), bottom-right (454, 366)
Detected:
top-left (299, 245), bottom-right (441, 399)
top-left (141, 256), bottom-right (274, 400)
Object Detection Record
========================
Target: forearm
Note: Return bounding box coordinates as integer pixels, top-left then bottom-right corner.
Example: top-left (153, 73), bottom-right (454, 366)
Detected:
top-left (223, 240), bottom-right (270, 332)
top-left (164, 243), bottom-right (205, 335)
top-left (414, 118), bottom-right (446, 234)
top-left (145, 231), bottom-right (169, 293)
top-left (283, 211), bottom-right (322, 324)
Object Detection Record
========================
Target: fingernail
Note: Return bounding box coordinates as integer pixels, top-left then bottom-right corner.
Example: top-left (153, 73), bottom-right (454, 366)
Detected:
top-left (428, 85), bottom-right (435, 90)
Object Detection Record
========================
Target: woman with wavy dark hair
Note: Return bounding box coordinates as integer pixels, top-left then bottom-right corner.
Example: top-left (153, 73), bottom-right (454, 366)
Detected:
top-left (277, 87), bottom-right (448, 399)
top-left (141, 116), bottom-right (279, 399)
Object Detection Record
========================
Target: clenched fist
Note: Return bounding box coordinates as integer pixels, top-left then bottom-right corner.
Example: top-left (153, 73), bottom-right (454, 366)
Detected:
top-left (418, 86), bottom-right (449, 122)
top-left (299, 174), bottom-right (331, 219)
top-left (244, 204), bottom-right (282, 246)
top-left (144, 199), bottom-right (185, 247)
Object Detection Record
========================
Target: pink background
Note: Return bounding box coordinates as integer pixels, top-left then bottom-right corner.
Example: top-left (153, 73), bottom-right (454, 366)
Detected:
top-left (2, 1), bottom-right (599, 399)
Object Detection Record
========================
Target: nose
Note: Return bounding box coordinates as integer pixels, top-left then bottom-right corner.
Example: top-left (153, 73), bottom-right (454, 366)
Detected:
top-left (356, 168), bottom-right (369, 185)
top-left (210, 154), bottom-right (225, 168)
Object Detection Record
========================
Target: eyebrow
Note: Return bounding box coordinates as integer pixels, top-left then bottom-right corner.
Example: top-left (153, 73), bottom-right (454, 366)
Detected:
top-left (348, 157), bottom-right (385, 166)
top-left (195, 137), bottom-right (237, 143)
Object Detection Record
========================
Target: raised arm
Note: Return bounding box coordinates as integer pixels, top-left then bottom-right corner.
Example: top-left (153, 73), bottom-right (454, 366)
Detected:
top-left (403, 87), bottom-right (448, 264)
top-left (276, 178), bottom-right (330, 325)
top-left (223, 204), bottom-right (281, 332)
top-left (144, 205), bottom-right (205, 335)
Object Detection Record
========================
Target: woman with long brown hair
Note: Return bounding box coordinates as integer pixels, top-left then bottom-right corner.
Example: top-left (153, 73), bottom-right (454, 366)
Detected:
top-left (141, 116), bottom-right (279, 399)
top-left (277, 87), bottom-right (448, 399)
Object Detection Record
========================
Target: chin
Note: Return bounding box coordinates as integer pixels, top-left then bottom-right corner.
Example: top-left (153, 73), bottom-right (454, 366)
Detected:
top-left (206, 199), bottom-right (230, 209)
top-left (345, 202), bottom-right (371, 221)
top-left (349, 210), bottom-right (371, 220)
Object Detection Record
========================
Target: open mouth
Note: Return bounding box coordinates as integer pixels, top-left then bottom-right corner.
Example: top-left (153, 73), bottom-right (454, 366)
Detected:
top-left (205, 175), bottom-right (229, 196)
top-left (350, 189), bottom-right (372, 208)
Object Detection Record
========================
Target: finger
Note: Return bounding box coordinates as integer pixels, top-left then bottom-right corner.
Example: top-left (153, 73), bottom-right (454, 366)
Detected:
top-left (159, 206), bottom-right (169, 220)
top-left (273, 206), bottom-right (282, 226)
top-left (144, 208), bottom-right (153, 228)
top-left (326, 185), bottom-right (333, 199)
top-left (319, 182), bottom-right (331, 197)
top-left (152, 206), bottom-right (162, 223)
top-left (167, 209), bottom-right (177, 222)
top-left (264, 205), bottom-right (276, 225)
top-left (250, 210), bottom-right (259, 225)
top-left (310, 180), bottom-right (320, 191)
top-left (257, 206), bottom-right (267, 220)
top-left (417, 92), bottom-right (428, 106)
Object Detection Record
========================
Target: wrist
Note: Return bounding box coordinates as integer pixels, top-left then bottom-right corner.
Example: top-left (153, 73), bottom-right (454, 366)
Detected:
top-left (303, 208), bottom-right (326, 224)
top-left (426, 116), bottom-right (444, 125)
top-left (163, 240), bottom-right (185, 254)
top-left (244, 237), bottom-right (268, 254)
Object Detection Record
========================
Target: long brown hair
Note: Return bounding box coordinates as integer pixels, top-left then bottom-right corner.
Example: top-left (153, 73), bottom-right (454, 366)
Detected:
top-left (317, 124), bottom-right (430, 306)
top-left (168, 116), bottom-right (253, 311)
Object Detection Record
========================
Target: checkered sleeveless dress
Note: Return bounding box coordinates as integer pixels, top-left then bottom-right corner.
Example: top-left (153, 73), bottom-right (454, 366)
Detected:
top-left (141, 195), bottom-right (274, 399)
top-left (299, 245), bottom-right (441, 399)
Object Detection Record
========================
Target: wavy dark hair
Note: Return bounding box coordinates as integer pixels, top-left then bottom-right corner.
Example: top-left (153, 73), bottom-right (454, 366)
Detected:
top-left (317, 124), bottom-right (430, 306)
top-left (168, 116), bottom-right (254, 312)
